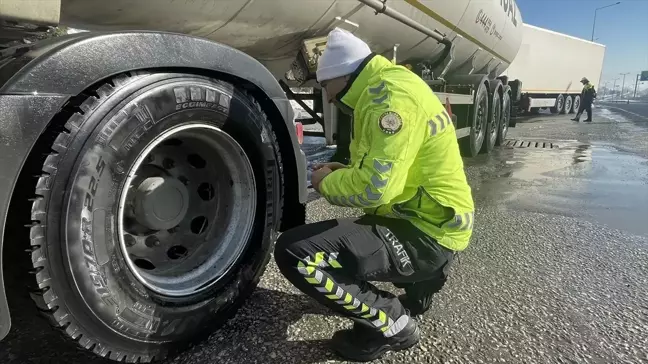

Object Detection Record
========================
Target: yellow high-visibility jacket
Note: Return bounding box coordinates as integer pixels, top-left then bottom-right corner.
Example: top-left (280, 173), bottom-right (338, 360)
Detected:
top-left (319, 54), bottom-right (475, 251)
top-left (581, 82), bottom-right (597, 104)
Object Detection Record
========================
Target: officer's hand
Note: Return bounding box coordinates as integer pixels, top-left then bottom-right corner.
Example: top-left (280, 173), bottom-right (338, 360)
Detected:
top-left (311, 166), bottom-right (333, 192)
top-left (313, 162), bottom-right (346, 171)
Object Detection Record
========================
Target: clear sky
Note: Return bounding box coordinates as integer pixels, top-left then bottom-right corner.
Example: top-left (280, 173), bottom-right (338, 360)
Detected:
top-left (517, 0), bottom-right (648, 86)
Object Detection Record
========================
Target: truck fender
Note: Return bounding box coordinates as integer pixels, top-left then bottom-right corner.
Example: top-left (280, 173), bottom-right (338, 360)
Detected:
top-left (0, 31), bottom-right (308, 340)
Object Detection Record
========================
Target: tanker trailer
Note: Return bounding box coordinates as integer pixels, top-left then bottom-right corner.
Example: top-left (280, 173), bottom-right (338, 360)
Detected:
top-left (501, 23), bottom-right (606, 116)
top-left (0, 0), bottom-right (522, 362)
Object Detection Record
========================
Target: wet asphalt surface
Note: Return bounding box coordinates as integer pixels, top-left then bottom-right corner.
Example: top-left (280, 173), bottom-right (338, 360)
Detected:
top-left (1, 106), bottom-right (648, 364)
top-left (599, 101), bottom-right (648, 123)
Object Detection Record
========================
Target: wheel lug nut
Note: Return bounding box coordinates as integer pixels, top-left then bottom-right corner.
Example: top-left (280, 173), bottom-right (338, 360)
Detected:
top-left (124, 235), bottom-right (137, 247)
top-left (178, 176), bottom-right (189, 185)
top-left (145, 236), bottom-right (161, 248)
top-left (163, 158), bottom-right (175, 169)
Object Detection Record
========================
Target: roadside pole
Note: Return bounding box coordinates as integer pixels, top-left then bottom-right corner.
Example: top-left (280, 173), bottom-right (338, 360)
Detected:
top-left (635, 71), bottom-right (648, 99)
top-left (620, 72), bottom-right (630, 103)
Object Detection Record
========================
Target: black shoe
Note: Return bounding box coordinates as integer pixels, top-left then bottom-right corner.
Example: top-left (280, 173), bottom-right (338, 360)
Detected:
top-left (583, 119), bottom-right (592, 122)
top-left (330, 317), bottom-right (420, 362)
top-left (571, 118), bottom-right (580, 122)
top-left (398, 293), bottom-right (427, 317)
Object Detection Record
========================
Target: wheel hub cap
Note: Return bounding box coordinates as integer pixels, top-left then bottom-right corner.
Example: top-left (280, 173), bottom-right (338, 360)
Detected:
top-left (133, 176), bottom-right (190, 230)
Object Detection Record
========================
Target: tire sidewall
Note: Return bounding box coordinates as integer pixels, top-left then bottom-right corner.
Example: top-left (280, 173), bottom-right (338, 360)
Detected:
top-left (485, 90), bottom-right (501, 152)
top-left (45, 74), bottom-right (280, 350)
top-left (564, 95), bottom-right (573, 114)
top-left (555, 94), bottom-right (565, 114)
top-left (573, 95), bottom-right (581, 113)
top-left (497, 91), bottom-right (511, 145)
top-left (470, 82), bottom-right (489, 156)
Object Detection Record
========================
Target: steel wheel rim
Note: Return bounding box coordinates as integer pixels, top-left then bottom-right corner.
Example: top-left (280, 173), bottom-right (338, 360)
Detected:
top-left (565, 97), bottom-right (572, 113)
top-left (557, 96), bottom-right (564, 111)
top-left (474, 94), bottom-right (487, 148)
top-left (490, 97), bottom-right (501, 144)
top-left (117, 123), bottom-right (257, 297)
top-left (573, 96), bottom-right (580, 111)
top-left (501, 97), bottom-right (510, 137)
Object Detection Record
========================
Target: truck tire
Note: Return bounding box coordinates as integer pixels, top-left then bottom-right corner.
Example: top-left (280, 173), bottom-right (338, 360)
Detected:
top-left (460, 82), bottom-right (488, 158)
top-left (550, 94), bottom-right (565, 114)
top-left (481, 85), bottom-right (501, 154)
top-left (572, 95), bottom-right (581, 114)
top-left (27, 72), bottom-right (283, 362)
top-left (563, 95), bottom-right (573, 114)
top-left (496, 91), bottom-right (511, 146)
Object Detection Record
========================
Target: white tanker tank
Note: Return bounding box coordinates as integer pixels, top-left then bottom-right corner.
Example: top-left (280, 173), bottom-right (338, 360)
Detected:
top-left (58, 0), bottom-right (524, 81)
top-left (58, 0), bottom-right (526, 159)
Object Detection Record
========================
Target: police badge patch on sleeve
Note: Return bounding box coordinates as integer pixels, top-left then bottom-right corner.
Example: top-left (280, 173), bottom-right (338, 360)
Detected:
top-left (378, 111), bottom-right (403, 135)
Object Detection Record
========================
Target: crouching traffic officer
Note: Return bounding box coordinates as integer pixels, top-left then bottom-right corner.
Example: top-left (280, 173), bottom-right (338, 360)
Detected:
top-left (571, 77), bottom-right (597, 122)
top-left (274, 28), bottom-right (475, 361)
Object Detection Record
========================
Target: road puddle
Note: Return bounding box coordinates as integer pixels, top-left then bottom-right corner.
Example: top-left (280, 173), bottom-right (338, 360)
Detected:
top-left (299, 132), bottom-right (648, 235)
top-left (472, 139), bottom-right (648, 235)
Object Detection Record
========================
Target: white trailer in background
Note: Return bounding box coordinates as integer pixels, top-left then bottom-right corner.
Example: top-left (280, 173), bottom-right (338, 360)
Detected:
top-left (501, 24), bottom-right (606, 116)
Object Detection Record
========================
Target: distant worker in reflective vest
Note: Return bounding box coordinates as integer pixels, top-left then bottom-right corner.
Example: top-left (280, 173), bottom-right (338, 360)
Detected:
top-left (572, 77), bottom-right (597, 122)
top-left (274, 28), bottom-right (475, 361)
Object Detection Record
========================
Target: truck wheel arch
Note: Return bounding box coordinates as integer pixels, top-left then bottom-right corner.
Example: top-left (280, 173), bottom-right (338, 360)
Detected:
top-left (0, 31), bottom-right (307, 341)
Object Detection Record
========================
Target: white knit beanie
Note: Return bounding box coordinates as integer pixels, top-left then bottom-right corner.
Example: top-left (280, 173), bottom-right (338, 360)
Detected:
top-left (316, 28), bottom-right (372, 83)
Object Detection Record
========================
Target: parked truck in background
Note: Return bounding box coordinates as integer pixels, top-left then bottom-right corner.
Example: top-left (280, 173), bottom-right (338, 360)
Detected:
top-left (0, 0), bottom-right (561, 362)
top-left (502, 23), bottom-right (606, 117)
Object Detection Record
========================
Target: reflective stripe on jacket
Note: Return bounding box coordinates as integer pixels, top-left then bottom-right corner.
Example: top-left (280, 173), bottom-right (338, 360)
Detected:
top-left (319, 54), bottom-right (475, 251)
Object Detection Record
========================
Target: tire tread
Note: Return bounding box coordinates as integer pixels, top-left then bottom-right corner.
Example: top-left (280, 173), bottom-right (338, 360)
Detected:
top-left (25, 71), bottom-right (283, 363)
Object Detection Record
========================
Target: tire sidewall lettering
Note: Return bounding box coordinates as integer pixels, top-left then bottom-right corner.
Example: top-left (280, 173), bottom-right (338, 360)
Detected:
top-left (63, 77), bottom-right (277, 341)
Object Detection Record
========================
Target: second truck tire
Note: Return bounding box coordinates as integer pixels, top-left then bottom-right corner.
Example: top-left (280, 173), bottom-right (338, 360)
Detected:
top-left (28, 72), bottom-right (284, 362)
top-left (482, 85), bottom-right (501, 154)
top-left (564, 95), bottom-right (573, 114)
top-left (496, 91), bottom-right (511, 146)
top-left (460, 81), bottom-right (489, 158)
top-left (572, 95), bottom-right (581, 115)
top-left (551, 94), bottom-right (565, 114)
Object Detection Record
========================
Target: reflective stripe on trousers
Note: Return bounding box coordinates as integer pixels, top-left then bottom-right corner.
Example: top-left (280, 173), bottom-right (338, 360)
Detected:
top-left (296, 251), bottom-right (408, 337)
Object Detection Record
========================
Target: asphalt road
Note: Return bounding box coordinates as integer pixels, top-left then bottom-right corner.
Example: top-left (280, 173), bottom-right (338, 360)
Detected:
top-left (1, 106), bottom-right (647, 364)
top-left (599, 101), bottom-right (648, 123)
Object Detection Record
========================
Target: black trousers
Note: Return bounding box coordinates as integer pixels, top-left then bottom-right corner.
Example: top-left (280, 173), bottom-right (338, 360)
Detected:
top-left (274, 215), bottom-right (454, 337)
top-left (576, 101), bottom-right (592, 120)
